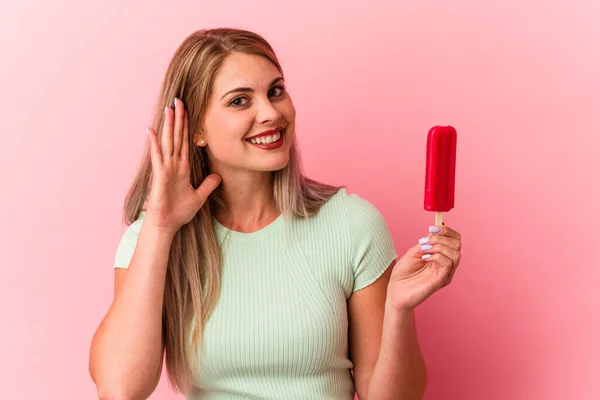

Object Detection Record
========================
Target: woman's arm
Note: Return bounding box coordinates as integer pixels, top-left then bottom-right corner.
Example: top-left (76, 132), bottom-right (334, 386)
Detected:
top-left (365, 306), bottom-right (427, 400)
top-left (349, 262), bottom-right (427, 400)
top-left (89, 223), bottom-right (176, 400)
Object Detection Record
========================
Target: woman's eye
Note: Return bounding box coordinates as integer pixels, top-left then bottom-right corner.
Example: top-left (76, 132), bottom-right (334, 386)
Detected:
top-left (229, 86), bottom-right (285, 108)
top-left (229, 97), bottom-right (248, 107)
top-left (270, 85), bottom-right (286, 97)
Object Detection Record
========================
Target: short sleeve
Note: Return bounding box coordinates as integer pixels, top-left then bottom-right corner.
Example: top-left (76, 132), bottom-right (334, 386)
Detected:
top-left (113, 211), bottom-right (146, 269)
top-left (342, 191), bottom-right (398, 292)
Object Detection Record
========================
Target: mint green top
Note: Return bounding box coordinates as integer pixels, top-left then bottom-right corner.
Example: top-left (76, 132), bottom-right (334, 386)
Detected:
top-left (114, 188), bottom-right (398, 399)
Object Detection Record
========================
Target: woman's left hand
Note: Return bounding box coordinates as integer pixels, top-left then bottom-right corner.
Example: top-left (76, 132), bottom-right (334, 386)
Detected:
top-left (386, 224), bottom-right (462, 313)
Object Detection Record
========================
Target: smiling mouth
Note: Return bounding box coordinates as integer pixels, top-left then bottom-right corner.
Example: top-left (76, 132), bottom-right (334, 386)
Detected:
top-left (245, 129), bottom-right (284, 145)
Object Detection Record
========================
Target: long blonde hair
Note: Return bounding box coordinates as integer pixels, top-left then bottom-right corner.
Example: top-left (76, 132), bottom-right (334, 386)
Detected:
top-left (121, 28), bottom-right (342, 393)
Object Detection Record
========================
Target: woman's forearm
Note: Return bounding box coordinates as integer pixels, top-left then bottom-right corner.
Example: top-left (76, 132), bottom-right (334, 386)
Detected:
top-left (365, 303), bottom-right (428, 400)
top-left (89, 223), bottom-right (175, 399)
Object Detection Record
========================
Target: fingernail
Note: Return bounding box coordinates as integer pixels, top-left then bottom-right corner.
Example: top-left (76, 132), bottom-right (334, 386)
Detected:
top-left (418, 237), bottom-right (429, 245)
top-left (146, 127), bottom-right (149, 135)
top-left (174, 97), bottom-right (178, 108)
top-left (429, 226), bottom-right (441, 233)
top-left (421, 244), bottom-right (432, 251)
top-left (164, 105), bottom-right (169, 114)
top-left (422, 254), bottom-right (432, 259)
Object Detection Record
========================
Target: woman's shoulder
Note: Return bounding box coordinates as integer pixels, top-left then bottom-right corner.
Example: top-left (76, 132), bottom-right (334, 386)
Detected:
top-left (301, 187), bottom-right (394, 254)
top-left (311, 187), bottom-right (386, 230)
top-left (113, 210), bottom-right (147, 269)
top-left (121, 209), bottom-right (147, 236)
top-left (323, 187), bottom-right (381, 215)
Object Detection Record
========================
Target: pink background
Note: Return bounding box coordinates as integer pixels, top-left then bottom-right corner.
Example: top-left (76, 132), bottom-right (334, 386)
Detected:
top-left (1, 1), bottom-right (598, 399)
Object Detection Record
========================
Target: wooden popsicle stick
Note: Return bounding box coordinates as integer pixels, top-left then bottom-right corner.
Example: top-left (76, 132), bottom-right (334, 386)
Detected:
top-left (435, 212), bottom-right (443, 227)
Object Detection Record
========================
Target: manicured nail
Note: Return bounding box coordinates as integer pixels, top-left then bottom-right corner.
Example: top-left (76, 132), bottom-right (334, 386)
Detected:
top-left (421, 244), bottom-right (432, 251)
top-left (422, 254), bottom-right (432, 259)
top-left (418, 237), bottom-right (429, 245)
top-left (173, 97), bottom-right (178, 108)
top-left (429, 226), bottom-right (441, 233)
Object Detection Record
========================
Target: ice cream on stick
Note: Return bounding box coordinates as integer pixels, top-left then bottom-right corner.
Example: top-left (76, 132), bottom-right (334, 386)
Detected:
top-left (424, 126), bottom-right (457, 227)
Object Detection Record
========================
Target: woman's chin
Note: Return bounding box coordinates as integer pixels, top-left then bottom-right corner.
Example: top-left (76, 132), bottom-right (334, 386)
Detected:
top-left (258, 157), bottom-right (290, 172)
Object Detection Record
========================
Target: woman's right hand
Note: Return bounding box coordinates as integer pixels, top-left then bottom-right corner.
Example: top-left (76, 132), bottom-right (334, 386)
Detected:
top-left (145, 98), bottom-right (222, 233)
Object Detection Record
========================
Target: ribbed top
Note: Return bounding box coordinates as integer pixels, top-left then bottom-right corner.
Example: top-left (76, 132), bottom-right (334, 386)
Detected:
top-left (212, 211), bottom-right (284, 242)
top-left (113, 188), bottom-right (398, 399)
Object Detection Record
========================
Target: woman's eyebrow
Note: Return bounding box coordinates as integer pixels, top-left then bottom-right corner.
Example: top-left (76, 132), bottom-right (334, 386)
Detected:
top-left (220, 77), bottom-right (284, 100)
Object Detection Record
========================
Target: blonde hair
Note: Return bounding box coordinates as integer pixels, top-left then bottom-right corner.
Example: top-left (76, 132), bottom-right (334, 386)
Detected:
top-left (121, 28), bottom-right (342, 393)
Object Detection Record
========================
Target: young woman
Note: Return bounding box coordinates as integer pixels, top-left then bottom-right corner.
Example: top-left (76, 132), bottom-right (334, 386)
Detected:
top-left (89, 28), bottom-right (462, 400)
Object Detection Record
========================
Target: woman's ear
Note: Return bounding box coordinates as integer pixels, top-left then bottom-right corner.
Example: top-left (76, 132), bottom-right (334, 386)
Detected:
top-left (194, 132), bottom-right (207, 147)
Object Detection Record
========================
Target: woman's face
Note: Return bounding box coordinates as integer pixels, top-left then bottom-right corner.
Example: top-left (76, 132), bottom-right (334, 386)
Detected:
top-left (198, 52), bottom-right (296, 174)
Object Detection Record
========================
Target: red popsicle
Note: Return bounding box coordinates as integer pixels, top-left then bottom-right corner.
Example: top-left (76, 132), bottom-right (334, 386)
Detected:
top-left (424, 125), bottom-right (457, 226)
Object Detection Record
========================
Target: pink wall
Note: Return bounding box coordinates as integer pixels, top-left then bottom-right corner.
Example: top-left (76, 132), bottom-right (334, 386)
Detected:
top-left (1, 1), bottom-right (598, 399)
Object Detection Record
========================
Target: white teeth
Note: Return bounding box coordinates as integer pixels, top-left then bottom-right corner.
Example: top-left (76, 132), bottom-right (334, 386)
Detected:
top-left (249, 131), bottom-right (281, 145)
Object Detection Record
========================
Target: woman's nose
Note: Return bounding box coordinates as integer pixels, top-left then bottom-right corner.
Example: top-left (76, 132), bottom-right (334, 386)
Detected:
top-left (256, 99), bottom-right (282, 123)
